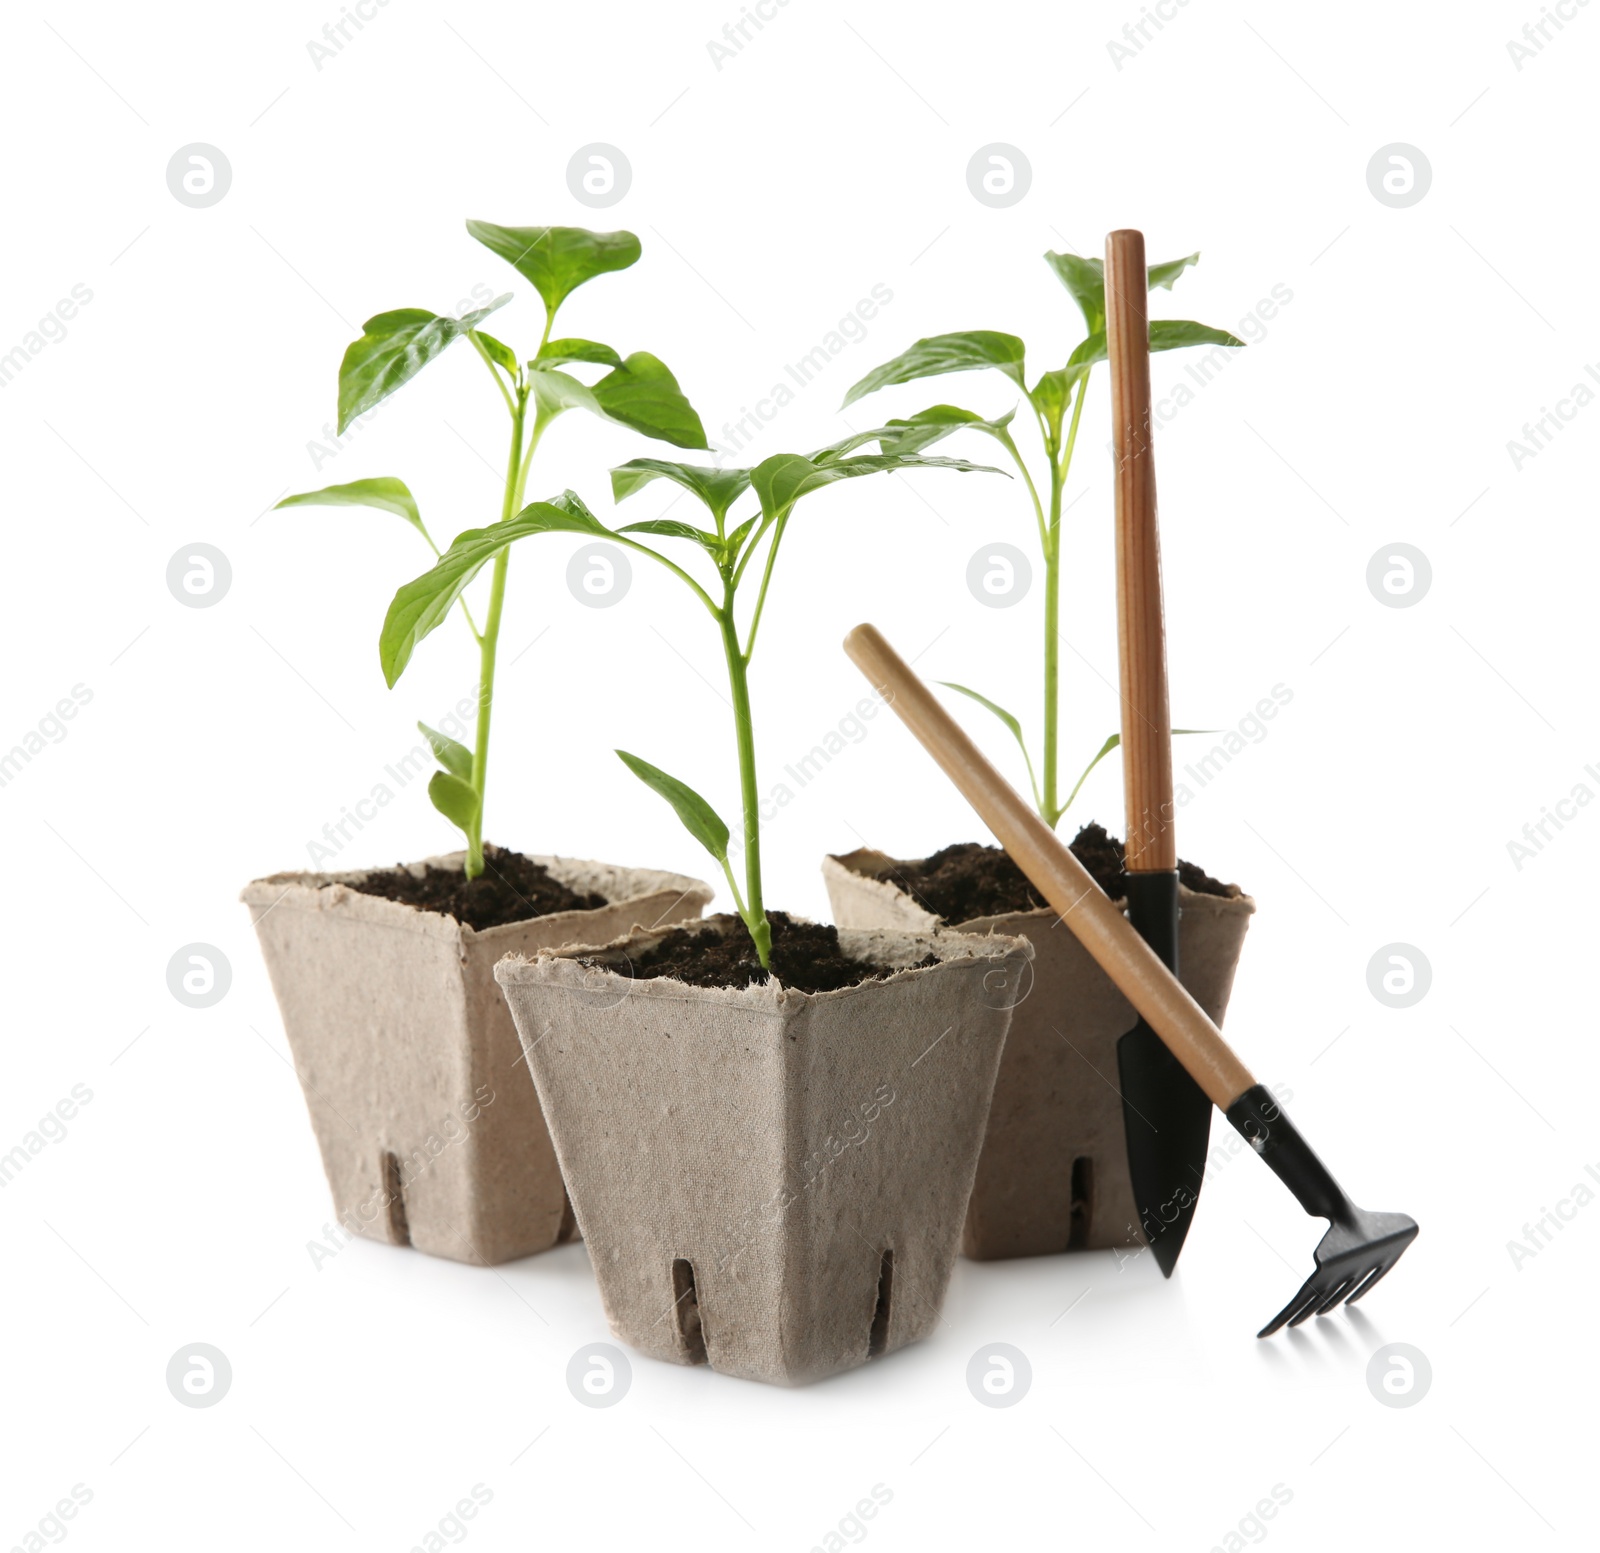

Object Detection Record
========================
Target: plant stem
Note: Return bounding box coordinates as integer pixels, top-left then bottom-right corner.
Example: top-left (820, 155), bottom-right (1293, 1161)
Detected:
top-left (719, 596), bottom-right (770, 969)
top-left (466, 388), bottom-right (530, 878)
top-left (1041, 461), bottom-right (1062, 827)
top-left (1040, 374), bottom-right (1090, 829)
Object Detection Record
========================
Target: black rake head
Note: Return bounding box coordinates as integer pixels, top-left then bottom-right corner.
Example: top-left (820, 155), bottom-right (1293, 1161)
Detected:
top-left (1258, 1206), bottom-right (1419, 1339)
top-left (1225, 1085), bottom-right (1419, 1339)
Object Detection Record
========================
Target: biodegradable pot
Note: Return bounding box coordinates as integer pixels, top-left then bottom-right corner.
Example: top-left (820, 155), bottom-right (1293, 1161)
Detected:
top-left (494, 917), bottom-right (1033, 1386)
top-left (243, 853), bottom-right (712, 1267)
top-left (824, 849), bottom-right (1255, 1261)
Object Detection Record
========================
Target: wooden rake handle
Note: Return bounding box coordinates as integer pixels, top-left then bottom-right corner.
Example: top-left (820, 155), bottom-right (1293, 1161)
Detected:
top-left (1106, 228), bottom-right (1176, 874)
top-left (843, 622), bottom-right (1256, 1111)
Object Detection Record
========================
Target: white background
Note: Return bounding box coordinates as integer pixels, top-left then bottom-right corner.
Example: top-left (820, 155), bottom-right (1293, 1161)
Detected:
top-left (2, 0), bottom-right (1595, 1548)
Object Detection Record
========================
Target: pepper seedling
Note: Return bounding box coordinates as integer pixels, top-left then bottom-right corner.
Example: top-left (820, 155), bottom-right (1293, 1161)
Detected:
top-left (842, 249), bottom-right (1243, 827)
top-left (275, 223), bottom-right (708, 878)
top-left (379, 439), bottom-right (1003, 968)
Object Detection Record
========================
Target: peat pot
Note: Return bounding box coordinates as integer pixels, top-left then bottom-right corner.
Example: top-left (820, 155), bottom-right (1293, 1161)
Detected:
top-left (824, 848), bottom-right (1254, 1261)
top-left (494, 916), bottom-right (1033, 1386)
top-left (242, 853), bottom-right (712, 1266)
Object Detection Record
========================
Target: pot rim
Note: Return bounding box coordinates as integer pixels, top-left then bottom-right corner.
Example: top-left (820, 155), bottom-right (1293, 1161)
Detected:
top-left (822, 846), bottom-right (1256, 933)
top-left (494, 910), bottom-right (1033, 1011)
top-left (241, 850), bottom-right (715, 944)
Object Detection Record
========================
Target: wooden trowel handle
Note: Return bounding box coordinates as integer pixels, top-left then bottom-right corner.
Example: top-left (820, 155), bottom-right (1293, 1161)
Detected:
top-left (1106, 228), bottom-right (1176, 874)
top-left (844, 622), bottom-right (1256, 1111)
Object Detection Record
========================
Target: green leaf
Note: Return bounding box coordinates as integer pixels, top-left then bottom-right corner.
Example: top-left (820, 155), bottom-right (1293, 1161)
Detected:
top-left (274, 478), bottom-right (429, 545)
top-left (841, 331), bottom-right (1027, 408)
top-left (465, 221), bottom-right (640, 315)
top-left (1028, 368), bottom-right (1089, 445)
top-left (337, 295), bottom-right (511, 434)
top-left (940, 682), bottom-right (1041, 813)
top-left (474, 331), bottom-right (520, 376)
top-left (419, 722), bottom-right (473, 779)
top-left (536, 337), bottom-right (624, 368)
top-left (1150, 319), bottom-right (1245, 353)
top-left (616, 517), bottom-right (723, 549)
top-left (1043, 251), bottom-right (1109, 334)
top-left (427, 771), bottom-right (480, 835)
top-left (546, 487), bottom-right (603, 524)
top-left (610, 458), bottom-right (753, 524)
top-left (1060, 727), bottom-right (1216, 819)
top-left (590, 353), bottom-right (708, 449)
top-left (615, 750), bottom-right (729, 862)
top-left (725, 514), bottom-right (758, 555)
top-left (751, 450), bottom-right (1005, 519)
top-left (1062, 733), bottom-right (1120, 815)
top-left (1043, 250), bottom-right (1202, 335)
top-left (381, 499), bottom-right (609, 686)
top-left (526, 366), bottom-right (601, 418)
top-left (875, 405), bottom-right (1017, 457)
top-left (1062, 319), bottom-right (1246, 376)
top-left (1147, 252), bottom-right (1202, 292)
top-left (529, 354), bottom-right (709, 450)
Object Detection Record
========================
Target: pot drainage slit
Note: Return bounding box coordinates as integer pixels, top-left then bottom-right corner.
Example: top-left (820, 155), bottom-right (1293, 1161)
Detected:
top-left (868, 1248), bottom-right (894, 1357)
top-left (670, 1257), bottom-right (708, 1364)
top-left (382, 1151), bottom-right (411, 1246)
top-left (1067, 1156), bottom-right (1093, 1250)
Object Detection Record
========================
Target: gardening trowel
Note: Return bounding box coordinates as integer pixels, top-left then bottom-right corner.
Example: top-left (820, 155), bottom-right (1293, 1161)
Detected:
top-left (1105, 227), bottom-right (1213, 1276)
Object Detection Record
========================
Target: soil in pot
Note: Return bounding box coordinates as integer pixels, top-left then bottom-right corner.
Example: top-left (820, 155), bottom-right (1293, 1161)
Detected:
top-left (607, 911), bottom-right (934, 993)
top-left (870, 823), bottom-right (1231, 921)
top-left (351, 844), bottom-right (607, 930)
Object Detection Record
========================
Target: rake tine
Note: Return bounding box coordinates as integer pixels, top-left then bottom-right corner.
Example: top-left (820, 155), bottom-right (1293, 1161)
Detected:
top-left (1259, 1281), bottom-right (1319, 1338)
top-left (1314, 1275), bottom-right (1358, 1316)
top-left (1286, 1288), bottom-right (1324, 1329)
top-left (1345, 1259), bottom-right (1397, 1306)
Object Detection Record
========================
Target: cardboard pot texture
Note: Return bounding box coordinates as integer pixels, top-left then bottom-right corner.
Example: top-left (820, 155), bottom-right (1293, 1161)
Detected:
top-left (495, 918), bottom-right (1033, 1386)
top-left (242, 853), bottom-right (712, 1267)
top-left (824, 850), bottom-right (1255, 1261)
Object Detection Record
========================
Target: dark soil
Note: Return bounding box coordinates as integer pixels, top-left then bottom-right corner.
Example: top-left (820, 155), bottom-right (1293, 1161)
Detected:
top-left (612, 911), bottom-right (931, 995)
top-left (872, 823), bottom-right (1233, 923)
top-left (350, 845), bottom-right (607, 931)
